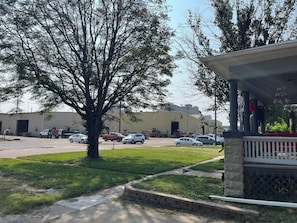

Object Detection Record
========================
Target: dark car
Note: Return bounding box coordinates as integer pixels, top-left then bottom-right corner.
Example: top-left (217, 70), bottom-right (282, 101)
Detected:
top-left (195, 136), bottom-right (215, 145)
top-left (102, 132), bottom-right (125, 142)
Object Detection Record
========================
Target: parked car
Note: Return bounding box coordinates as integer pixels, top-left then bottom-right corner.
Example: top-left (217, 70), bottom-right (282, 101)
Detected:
top-left (205, 134), bottom-right (224, 145)
top-left (195, 136), bottom-right (215, 145)
top-left (215, 137), bottom-right (224, 145)
top-left (58, 129), bottom-right (81, 138)
top-left (102, 132), bottom-right (125, 142)
top-left (69, 133), bottom-right (88, 143)
top-left (191, 133), bottom-right (202, 138)
top-left (175, 137), bottom-right (203, 146)
top-left (39, 128), bottom-right (61, 138)
top-left (39, 129), bottom-right (51, 138)
top-left (122, 133), bottom-right (145, 144)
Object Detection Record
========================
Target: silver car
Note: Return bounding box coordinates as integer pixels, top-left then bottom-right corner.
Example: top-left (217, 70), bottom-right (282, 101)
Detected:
top-left (195, 136), bottom-right (215, 145)
top-left (122, 134), bottom-right (145, 144)
top-left (69, 133), bottom-right (88, 143)
top-left (175, 137), bottom-right (203, 146)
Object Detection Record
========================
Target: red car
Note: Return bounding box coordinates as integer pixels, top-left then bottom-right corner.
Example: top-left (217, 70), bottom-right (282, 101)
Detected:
top-left (102, 132), bottom-right (125, 142)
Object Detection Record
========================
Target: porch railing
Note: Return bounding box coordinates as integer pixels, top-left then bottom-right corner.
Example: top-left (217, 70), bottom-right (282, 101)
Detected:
top-left (243, 136), bottom-right (297, 165)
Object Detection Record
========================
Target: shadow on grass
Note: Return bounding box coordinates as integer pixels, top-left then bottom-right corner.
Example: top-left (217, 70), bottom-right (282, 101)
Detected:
top-left (0, 147), bottom-right (222, 215)
top-left (0, 158), bottom-right (140, 215)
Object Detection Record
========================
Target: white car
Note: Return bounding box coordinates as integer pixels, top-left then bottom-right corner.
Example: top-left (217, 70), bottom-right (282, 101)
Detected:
top-left (69, 133), bottom-right (88, 143)
top-left (175, 137), bottom-right (203, 146)
top-left (39, 129), bottom-right (50, 138)
top-left (205, 134), bottom-right (224, 145)
top-left (122, 134), bottom-right (145, 144)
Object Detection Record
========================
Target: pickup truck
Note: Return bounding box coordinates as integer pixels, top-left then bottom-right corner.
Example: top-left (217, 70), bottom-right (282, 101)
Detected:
top-left (102, 132), bottom-right (125, 142)
top-left (39, 128), bottom-right (59, 138)
top-left (39, 129), bottom-right (51, 138)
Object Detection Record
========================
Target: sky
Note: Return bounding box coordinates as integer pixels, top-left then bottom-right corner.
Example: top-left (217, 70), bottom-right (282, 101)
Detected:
top-left (0, 0), bottom-right (229, 126)
top-left (166, 0), bottom-right (229, 126)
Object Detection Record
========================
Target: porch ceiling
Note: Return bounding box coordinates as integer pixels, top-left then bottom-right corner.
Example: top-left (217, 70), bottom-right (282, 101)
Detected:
top-left (200, 40), bottom-right (297, 105)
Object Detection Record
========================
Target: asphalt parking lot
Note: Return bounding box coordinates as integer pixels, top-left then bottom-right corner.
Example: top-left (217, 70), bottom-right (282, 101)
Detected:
top-left (0, 136), bottom-right (175, 158)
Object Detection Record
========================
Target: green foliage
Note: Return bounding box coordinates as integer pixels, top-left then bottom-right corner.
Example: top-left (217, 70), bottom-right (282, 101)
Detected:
top-left (265, 105), bottom-right (289, 125)
top-left (264, 105), bottom-right (297, 132)
top-left (0, 0), bottom-right (174, 158)
top-left (266, 119), bottom-right (290, 133)
top-left (183, 0), bottom-right (297, 107)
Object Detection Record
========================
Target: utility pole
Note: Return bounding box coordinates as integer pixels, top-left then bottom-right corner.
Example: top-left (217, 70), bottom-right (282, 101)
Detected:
top-left (185, 104), bottom-right (192, 135)
top-left (214, 78), bottom-right (217, 145)
top-left (118, 101), bottom-right (122, 133)
top-left (214, 91), bottom-right (217, 145)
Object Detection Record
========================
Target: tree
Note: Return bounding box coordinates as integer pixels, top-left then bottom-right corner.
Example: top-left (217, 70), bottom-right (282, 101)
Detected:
top-left (181, 0), bottom-right (297, 107)
top-left (0, 0), bottom-right (174, 158)
top-left (266, 119), bottom-right (290, 133)
top-left (265, 105), bottom-right (297, 133)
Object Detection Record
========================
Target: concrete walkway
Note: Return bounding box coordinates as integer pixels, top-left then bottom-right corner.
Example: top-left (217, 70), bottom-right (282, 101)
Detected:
top-left (0, 157), bottom-right (229, 223)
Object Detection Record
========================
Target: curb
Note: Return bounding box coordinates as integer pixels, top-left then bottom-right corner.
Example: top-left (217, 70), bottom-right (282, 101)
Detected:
top-left (123, 183), bottom-right (259, 220)
top-left (122, 157), bottom-right (259, 220)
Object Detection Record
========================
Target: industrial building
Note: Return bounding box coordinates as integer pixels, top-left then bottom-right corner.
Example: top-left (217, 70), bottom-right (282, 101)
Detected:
top-left (0, 104), bottom-right (223, 137)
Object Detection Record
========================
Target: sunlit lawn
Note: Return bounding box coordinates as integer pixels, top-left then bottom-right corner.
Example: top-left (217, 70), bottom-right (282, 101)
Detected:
top-left (21, 147), bottom-right (222, 174)
top-left (134, 175), bottom-right (224, 199)
top-left (0, 146), bottom-right (221, 215)
top-left (190, 160), bottom-right (224, 172)
top-left (1, 145), bottom-right (295, 223)
top-left (133, 157), bottom-right (297, 223)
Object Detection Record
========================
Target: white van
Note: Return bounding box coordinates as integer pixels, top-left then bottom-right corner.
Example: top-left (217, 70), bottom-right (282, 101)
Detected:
top-left (39, 129), bottom-right (50, 138)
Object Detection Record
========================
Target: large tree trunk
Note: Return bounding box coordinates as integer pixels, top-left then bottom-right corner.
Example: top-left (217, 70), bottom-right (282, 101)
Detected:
top-left (86, 114), bottom-right (102, 159)
top-left (87, 134), bottom-right (99, 158)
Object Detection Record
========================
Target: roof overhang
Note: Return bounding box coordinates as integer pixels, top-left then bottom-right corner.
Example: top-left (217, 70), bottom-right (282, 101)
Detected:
top-left (200, 40), bottom-right (297, 105)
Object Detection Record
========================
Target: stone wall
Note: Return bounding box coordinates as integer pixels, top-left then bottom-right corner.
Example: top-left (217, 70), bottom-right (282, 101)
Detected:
top-left (123, 184), bottom-right (258, 220)
top-left (224, 137), bottom-right (244, 197)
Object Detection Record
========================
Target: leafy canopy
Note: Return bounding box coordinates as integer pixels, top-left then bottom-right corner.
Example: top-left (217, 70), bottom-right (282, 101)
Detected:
top-left (182, 0), bottom-right (297, 107)
top-left (0, 0), bottom-right (174, 114)
top-left (0, 0), bottom-right (174, 158)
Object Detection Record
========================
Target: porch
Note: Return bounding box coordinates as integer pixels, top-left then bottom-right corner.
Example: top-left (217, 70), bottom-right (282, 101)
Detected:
top-left (200, 40), bottom-right (297, 201)
top-left (243, 136), bottom-right (297, 202)
top-left (244, 136), bottom-right (297, 165)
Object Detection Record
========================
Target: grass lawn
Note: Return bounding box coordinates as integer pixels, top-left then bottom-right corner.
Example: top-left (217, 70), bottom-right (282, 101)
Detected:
top-left (134, 161), bottom-right (297, 223)
top-left (190, 160), bottom-right (224, 172)
top-left (21, 147), bottom-right (221, 174)
top-left (0, 146), bottom-right (221, 215)
top-left (134, 175), bottom-right (224, 200)
top-left (3, 145), bottom-right (296, 223)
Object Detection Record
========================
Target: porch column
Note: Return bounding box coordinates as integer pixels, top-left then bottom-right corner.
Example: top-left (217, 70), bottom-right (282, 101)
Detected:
top-left (243, 91), bottom-right (250, 133)
top-left (251, 99), bottom-right (258, 133)
top-left (229, 79), bottom-right (238, 131)
top-left (224, 78), bottom-right (244, 197)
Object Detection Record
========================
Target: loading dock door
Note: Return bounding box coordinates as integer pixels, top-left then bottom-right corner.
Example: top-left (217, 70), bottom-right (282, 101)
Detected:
top-left (171, 121), bottom-right (179, 136)
top-left (17, 120), bottom-right (29, 136)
